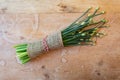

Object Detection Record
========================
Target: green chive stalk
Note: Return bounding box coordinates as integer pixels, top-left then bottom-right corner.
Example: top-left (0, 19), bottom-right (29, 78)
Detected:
top-left (14, 7), bottom-right (107, 64)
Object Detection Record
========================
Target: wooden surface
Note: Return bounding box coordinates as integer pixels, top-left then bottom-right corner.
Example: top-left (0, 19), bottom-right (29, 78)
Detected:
top-left (0, 0), bottom-right (120, 80)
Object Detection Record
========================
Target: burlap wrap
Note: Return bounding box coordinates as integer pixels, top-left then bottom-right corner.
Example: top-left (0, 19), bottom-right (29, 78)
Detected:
top-left (27, 32), bottom-right (64, 58)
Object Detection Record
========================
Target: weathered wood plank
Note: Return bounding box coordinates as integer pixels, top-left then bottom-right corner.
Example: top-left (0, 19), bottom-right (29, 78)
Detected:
top-left (0, 0), bottom-right (120, 80)
top-left (0, 13), bottom-right (120, 80)
top-left (0, 0), bottom-right (119, 13)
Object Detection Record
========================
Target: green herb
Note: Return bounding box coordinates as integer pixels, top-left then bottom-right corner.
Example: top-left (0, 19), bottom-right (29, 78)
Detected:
top-left (62, 7), bottom-right (107, 46)
top-left (14, 7), bottom-right (107, 64)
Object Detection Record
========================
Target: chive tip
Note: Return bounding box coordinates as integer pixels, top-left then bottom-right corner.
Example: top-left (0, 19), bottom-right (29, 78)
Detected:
top-left (96, 6), bottom-right (100, 10)
top-left (101, 19), bottom-right (107, 23)
top-left (88, 6), bottom-right (92, 9)
top-left (101, 11), bottom-right (105, 14)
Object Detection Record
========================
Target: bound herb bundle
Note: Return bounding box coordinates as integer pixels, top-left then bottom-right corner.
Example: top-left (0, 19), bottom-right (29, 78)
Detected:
top-left (14, 7), bottom-right (107, 64)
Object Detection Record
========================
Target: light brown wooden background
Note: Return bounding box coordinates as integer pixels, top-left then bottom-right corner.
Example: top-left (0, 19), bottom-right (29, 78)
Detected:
top-left (0, 0), bottom-right (120, 80)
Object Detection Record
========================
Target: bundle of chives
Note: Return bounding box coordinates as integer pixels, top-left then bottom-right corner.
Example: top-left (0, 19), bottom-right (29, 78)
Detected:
top-left (14, 7), bottom-right (107, 64)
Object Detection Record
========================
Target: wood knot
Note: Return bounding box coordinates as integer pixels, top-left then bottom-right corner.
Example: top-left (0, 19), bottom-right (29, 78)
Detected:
top-left (57, 3), bottom-right (76, 13)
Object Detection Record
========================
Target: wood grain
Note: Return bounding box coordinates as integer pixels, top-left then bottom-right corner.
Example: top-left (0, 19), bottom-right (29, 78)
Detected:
top-left (0, 0), bottom-right (119, 13)
top-left (0, 0), bottom-right (120, 80)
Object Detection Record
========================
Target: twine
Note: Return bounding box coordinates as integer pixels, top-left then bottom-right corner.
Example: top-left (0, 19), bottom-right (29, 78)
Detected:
top-left (42, 35), bottom-right (49, 52)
